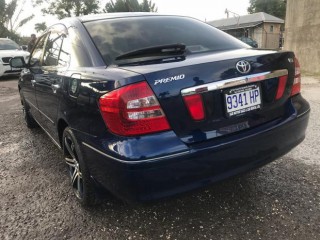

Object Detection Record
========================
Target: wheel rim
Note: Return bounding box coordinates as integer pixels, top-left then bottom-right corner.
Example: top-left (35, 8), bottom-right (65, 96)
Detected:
top-left (64, 135), bottom-right (83, 199)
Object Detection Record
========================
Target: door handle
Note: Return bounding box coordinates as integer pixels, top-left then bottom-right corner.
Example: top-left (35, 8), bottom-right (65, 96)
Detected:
top-left (31, 79), bottom-right (36, 87)
top-left (51, 84), bottom-right (60, 94)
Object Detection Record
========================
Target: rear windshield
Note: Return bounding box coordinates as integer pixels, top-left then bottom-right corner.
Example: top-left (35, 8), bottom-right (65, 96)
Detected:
top-left (0, 39), bottom-right (19, 50)
top-left (84, 16), bottom-right (248, 65)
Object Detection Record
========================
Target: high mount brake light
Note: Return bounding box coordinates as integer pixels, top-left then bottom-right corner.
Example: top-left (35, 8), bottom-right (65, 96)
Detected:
top-left (183, 94), bottom-right (205, 121)
top-left (275, 75), bottom-right (288, 100)
top-left (99, 81), bottom-right (170, 136)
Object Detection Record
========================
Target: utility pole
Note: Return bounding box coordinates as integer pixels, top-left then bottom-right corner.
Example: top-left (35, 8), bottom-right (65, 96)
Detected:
top-left (225, 8), bottom-right (241, 26)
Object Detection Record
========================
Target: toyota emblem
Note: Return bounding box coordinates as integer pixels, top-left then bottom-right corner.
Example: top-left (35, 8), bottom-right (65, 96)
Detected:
top-left (236, 60), bottom-right (251, 74)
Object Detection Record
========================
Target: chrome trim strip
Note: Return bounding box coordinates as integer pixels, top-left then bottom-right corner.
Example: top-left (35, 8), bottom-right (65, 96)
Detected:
top-left (33, 117), bottom-right (62, 150)
top-left (25, 99), bottom-right (61, 149)
top-left (38, 108), bottom-right (55, 124)
top-left (25, 99), bottom-right (37, 109)
top-left (25, 99), bottom-right (54, 124)
top-left (181, 69), bottom-right (288, 96)
top-left (82, 142), bottom-right (189, 164)
top-left (297, 108), bottom-right (311, 118)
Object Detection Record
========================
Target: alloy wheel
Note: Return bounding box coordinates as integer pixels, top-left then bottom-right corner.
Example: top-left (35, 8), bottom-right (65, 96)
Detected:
top-left (64, 135), bottom-right (83, 199)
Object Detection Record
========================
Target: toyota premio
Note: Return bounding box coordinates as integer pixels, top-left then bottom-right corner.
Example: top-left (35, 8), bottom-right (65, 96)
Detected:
top-left (11, 13), bottom-right (310, 206)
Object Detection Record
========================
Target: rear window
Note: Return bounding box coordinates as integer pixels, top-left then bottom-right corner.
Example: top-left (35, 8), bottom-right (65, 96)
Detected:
top-left (0, 39), bottom-right (19, 50)
top-left (84, 16), bottom-right (248, 65)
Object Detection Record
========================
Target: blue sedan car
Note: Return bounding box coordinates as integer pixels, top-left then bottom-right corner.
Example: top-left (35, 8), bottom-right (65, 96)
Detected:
top-left (11, 13), bottom-right (310, 206)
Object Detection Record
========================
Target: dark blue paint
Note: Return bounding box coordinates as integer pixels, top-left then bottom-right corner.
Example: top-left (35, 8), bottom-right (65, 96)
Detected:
top-left (81, 95), bottom-right (309, 202)
top-left (18, 13), bottom-right (310, 202)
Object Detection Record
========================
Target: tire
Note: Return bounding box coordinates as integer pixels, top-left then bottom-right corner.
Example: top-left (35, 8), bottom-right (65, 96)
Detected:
top-left (62, 127), bottom-right (98, 206)
top-left (22, 99), bottom-right (38, 129)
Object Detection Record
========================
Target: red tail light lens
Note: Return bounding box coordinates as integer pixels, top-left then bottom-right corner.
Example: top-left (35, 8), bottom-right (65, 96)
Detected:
top-left (99, 81), bottom-right (170, 136)
top-left (275, 75), bottom-right (288, 100)
top-left (291, 57), bottom-right (301, 96)
top-left (183, 94), bottom-right (205, 121)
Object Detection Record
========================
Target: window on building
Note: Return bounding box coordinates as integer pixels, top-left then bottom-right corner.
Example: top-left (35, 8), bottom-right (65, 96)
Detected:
top-left (270, 25), bottom-right (274, 33)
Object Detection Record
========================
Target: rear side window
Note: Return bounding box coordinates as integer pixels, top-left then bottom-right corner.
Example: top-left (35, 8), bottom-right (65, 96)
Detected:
top-left (84, 16), bottom-right (248, 65)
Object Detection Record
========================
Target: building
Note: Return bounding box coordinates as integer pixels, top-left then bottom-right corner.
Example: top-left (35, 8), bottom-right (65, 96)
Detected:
top-left (208, 12), bottom-right (284, 49)
top-left (285, 0), bottom-right (320, 75)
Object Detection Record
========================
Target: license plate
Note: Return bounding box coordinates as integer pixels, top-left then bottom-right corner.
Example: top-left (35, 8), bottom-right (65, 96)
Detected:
top-left (11, 67), bottom-right (22, 71)
top-left (224, 84), bottom-right (261, 117)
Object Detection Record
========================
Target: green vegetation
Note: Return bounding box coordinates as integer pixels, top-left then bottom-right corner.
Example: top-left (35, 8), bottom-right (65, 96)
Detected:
top-left (104, 0), bottom-right (157, 13)
top-left (34, 22), bottom-right (47, 33)
top-left (40, 0), bottom-right (100, 20)
top-left (0, 0), bottom-right (34, 42)
top-left (1, 0), bottom-right (158, 43)
top-left (248, 0), bottom-right (287, 19)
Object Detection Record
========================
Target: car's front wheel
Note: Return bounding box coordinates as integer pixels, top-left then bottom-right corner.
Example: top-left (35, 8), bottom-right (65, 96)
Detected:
top-left (63, 127), bottom-right (98, 206)
top-left (21, 99), bottom-right (38, 129)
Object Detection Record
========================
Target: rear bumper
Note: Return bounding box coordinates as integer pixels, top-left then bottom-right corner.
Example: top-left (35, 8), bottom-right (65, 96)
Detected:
top-left (82, 96), bottom-right (310, 202)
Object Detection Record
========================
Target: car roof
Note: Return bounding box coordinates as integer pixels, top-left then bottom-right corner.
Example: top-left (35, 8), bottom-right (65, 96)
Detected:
top-left (77, 12), bottom-right (180, 22)
top-left (0, 38), bottom-right (16, 42)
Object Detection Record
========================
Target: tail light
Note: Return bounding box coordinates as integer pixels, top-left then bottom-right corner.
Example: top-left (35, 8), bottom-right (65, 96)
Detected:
top-left (99, 81), bottom-right (170, 136)
top-left (291, 57), bottom-right (301, 96)
top-left (183, 94), bottom-right (205, 121)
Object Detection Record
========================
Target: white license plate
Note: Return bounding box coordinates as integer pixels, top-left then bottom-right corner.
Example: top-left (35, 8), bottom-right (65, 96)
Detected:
top-left (224, 84), bottom-right (261, 117)
top-left (10, 66), bottom-right (22, 71)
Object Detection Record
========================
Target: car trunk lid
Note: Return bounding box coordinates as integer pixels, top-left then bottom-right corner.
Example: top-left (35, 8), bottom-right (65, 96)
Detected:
top-left (118, 49), bottom-right (296, 144)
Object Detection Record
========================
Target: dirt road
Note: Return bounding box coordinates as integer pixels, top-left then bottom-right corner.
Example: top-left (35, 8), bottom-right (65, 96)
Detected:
top-left (0, 77), bottom-right (319, 240)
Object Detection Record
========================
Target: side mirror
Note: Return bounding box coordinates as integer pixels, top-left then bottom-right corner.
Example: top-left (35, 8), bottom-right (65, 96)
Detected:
top-left (10, 57), bottom-right (26, 68)
top-left (21, 45), bottom-right (27, 51)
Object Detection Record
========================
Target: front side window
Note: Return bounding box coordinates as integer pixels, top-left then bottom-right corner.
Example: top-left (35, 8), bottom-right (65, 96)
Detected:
top-left (43, 32), bottom-right (64, 66)
top-left (84, 16), bottom-right (248, 65)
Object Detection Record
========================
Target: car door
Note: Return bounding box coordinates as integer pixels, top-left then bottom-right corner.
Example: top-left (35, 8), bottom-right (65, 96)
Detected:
top-left (35, 25), bottom-right (68, 140)
top-left (20, 34), bottom-right (48, 121)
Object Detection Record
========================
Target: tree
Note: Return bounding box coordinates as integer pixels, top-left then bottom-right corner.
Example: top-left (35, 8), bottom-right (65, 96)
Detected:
top-left (248, 0), bottom-right (286, 19)
top-left (0, 0), bottom-right (34, 41)
top-left (40, 0), bottom-right (100, 19)
top-left (104, 0), bottom-right (157, 13)
top-left (140, 0), bottom-right (157, 12)
top-left (35, 22), bottom-right (47, 33)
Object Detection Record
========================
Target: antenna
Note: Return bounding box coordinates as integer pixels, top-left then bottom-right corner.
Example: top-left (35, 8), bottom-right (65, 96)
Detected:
top-left (224, 9), bottom-right (240, 26)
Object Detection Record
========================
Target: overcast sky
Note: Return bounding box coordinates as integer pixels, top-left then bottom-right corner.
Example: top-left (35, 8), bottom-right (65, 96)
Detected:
top-left (19, 0), bottom-right (250, 36)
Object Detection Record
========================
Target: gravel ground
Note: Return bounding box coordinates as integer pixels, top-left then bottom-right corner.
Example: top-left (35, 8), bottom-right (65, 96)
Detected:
top-left (0, 76), bottom-right (319, 240)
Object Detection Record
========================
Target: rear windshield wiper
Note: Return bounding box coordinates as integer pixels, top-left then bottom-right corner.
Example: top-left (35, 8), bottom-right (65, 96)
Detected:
top-left (115, 43), bottom-right (186, 61)
top-left (116, 55), bottom-right (186, 67)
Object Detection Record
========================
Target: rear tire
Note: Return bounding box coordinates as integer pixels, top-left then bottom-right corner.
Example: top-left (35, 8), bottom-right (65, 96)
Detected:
top-left (62, 127), bottom-right (98, 206)
top-left (22, 99), bottom-right (38, 129)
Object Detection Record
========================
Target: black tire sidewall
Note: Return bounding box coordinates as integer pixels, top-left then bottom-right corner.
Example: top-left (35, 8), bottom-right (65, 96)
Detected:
top-left (21, 98), bottom-right (37, 128)
top-left (62, 127), bottom-right (97, 206)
